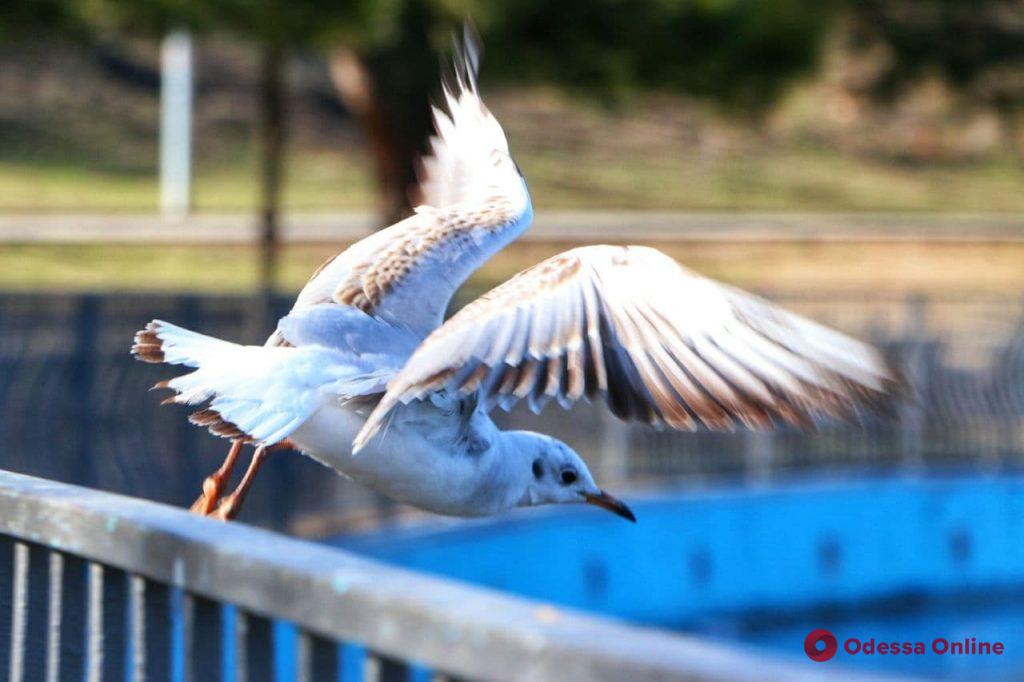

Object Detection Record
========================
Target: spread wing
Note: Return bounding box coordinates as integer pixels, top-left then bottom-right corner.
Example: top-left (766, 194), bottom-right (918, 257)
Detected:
top-left (413, 22), bottom-right (522, 210)
top-left (353, 245), bottom-right (906, 451)
top-left (278, 23), bottom-right (532, 340)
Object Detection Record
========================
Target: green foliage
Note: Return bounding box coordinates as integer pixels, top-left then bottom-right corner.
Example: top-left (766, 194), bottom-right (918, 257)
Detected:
top-left (12, 0), bottom-right (1023, 115)
top-left (70, 0), bottom-right (399, 47)
top-left (469, 0), bottom-right (835, 112)
top-left (1, 0), bottom-right (82, 40)
top-left (848, 0), bottom-right (1024, 110)
top-left (7, 0), bottom-right (837, 113)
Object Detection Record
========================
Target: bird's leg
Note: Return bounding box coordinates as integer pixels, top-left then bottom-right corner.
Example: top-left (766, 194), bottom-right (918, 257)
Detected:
top-left (209, 441), bottom-right (292, 521)
top-left (189, 440), bottom-right (245, 515)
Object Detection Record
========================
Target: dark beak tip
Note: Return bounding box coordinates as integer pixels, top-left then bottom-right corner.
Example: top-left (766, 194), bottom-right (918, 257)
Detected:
top-left (584, 490), bottom-right (637, 523)
top-left (618, 505), bottom-right (637, 523)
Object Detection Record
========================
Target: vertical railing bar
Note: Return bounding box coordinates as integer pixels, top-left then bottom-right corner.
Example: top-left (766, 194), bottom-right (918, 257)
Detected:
top-left (180, 592), bottom-right (195, 682)
top-left (220, 605), bottom-right (233, 682)
top-left (86, 562), bottom-right (104, 682)
top-left (234, 609), bottom-right (249, 682)
top-left (296, 632), bottom-right (312, 682)
top-left (296, 631), bottom-right (342, 682)
top-left (0, 538), bottom-right (11, 680)
top-left (56, 555), bottom-right (86, 681)
top-left (97, 566), bottom-right (127, 681)
top-left (45, 552), bottom-right (64, 682)
top-left (129, 574), bottom-right (146, 682)
top-left (233, 610), bottom-right (272, 682)
top-left (365, 652), bottom-right (411, 682)
top-left (142, 581), bottom-right (170, 682)
top-left (188, 595), bottom-right (221, 682)
top-left (9, 542), bottom-right (29, 682)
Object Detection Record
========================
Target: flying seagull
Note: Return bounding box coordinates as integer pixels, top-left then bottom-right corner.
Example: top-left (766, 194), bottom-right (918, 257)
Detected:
top-left (132, 25), bottom-right (904, 523)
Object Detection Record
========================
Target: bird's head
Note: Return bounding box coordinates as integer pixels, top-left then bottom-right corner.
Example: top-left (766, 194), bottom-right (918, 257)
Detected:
top-left (507, 431), bottom-right (635, 522)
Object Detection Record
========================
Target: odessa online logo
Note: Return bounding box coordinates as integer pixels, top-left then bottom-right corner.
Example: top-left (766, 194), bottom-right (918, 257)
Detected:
top-left (804, 629), bottom-right (1006, 663)
top-left (804, 629), bottom-right (838, 662)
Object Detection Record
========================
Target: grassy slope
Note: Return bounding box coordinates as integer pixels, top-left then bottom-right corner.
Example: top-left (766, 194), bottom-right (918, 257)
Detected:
top-left (0, 153), bottom-right (374, 213)
top-left (3, 145), bottom-right (1023, 214)
top-left (2, 57), bottom-right (1022, 292)
top-left (2, 77), bottom-right (1023, 214)
top-left (2, 241), bottom-right (1021, 297)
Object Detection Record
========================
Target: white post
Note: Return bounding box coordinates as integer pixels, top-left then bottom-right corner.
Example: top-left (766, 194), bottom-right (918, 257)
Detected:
top-left (160, 30), bottom-right (194, 220)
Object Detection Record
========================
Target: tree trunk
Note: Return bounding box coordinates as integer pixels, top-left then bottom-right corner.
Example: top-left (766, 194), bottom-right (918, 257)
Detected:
top-left (258, 43), bottom-right (286, 297)
top-left (327, 4), bottom-right (436, 226)
top-left (328, 49), bottom-right (405, 224)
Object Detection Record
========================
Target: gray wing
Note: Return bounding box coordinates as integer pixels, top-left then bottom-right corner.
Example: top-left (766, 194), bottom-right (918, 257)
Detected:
top-left (278, 25), bottom-right (531, 341)
top-left (276, 305), bottom-right (419, 360)
top-left (354, 245), bottom-right (906, 451)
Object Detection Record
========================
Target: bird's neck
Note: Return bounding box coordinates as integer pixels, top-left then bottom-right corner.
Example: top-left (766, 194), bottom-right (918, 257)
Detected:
top-left (489, 430), bottom-right (545, 512)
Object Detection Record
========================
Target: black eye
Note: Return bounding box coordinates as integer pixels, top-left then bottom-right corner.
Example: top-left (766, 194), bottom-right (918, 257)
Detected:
top-left (560, 469), bottom-right (577, 485)
top-left (532, 459), bottom-right (544, 479)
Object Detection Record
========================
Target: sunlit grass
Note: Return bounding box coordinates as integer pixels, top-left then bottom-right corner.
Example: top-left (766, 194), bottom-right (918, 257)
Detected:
top-left (521, 149), bottom-right (1024, 212)
top-left (1, 241), bottom-right (1021, 297)
top-left (0, 152), bottom-right (375, 213)
top-left (1, 146), bottom-right (1022, 213)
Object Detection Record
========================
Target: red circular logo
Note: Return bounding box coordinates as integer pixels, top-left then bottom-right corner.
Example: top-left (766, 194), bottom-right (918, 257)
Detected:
top-left (804, 629), bottom-right (838, 662)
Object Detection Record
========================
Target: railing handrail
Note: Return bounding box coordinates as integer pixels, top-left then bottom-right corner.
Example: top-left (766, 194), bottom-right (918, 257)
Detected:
top-left (0, 470), bottom-right (879, 682)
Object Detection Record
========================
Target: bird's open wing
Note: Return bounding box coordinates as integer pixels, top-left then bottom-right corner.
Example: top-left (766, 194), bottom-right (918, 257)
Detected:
top-left (282, 24), bottom-right (532, 339)
top-left (353, 245), bottom-right (905, 451)
top-left (413, 22), bottom-right (523, 211)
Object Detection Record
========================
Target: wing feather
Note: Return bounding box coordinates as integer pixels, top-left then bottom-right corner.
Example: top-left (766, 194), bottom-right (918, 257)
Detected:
top-left (284, 24), bottom-right (531, 340)
top-left (353, 245), bottom-right (907, 451)
top-left (413, 24), bottom-right (525, 213)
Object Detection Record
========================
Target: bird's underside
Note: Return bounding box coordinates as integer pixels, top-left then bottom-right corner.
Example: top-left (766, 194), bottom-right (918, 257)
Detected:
top-left (130, 23), bottom-right (907, 521)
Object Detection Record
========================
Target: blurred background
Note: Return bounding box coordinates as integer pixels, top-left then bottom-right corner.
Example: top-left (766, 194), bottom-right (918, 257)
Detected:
top-left (1, 0), bottom-right (1024, 678)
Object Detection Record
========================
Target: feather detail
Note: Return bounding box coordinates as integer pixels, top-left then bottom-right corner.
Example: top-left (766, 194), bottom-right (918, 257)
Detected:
top-left (354, 245), bottom-right (908, 451)
top-left (133, 320), bottom-right (390, 446)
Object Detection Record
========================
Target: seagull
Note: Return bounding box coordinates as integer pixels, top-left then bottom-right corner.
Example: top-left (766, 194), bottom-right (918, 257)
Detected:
top-left (132, 25), bottom-right (905, 523)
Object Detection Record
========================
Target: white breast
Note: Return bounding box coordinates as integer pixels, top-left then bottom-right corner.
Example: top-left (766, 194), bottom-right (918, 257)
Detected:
top-left (289, 400), bottom-right (501, 517)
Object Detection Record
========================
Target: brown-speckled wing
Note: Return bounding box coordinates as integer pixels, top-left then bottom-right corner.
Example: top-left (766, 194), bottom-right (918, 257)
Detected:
top-left (277, 25), bottom-right (532, 341)
top-left (286, 198), bottom-right (530, 339)
top-left (353, 245), bottom-right (907, 451)
top-left (333, 201), bottom-right (520, 315)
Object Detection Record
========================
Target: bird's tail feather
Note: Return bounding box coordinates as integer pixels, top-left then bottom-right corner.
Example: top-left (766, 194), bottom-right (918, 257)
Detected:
top-left (132, 320), bottom-right (385, 446)
top-left (133, 320), bottom-right (242, 369)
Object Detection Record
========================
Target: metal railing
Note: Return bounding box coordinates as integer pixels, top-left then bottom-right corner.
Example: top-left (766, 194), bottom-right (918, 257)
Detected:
top-left (0, 469), bottom-right (852, 682)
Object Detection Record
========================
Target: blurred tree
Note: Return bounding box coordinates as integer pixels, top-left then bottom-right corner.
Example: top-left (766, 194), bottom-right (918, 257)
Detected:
top-left (845, 0), bottom-right (1024, 152)
top-left (17, 0), bottom-right (841, 252)
top-left (0, 0), bottom-right (82, 40)
top-left (75, 0), bottom-right (404, 292)
top-left (320, 0), bottom-right (837, 222)
top-left (473, 0), bottom-right (834, 112)
top-left (325, 1), bottom-right (442, 226)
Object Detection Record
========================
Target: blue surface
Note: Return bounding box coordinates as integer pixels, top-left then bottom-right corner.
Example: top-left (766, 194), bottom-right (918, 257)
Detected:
top-left (331, 473), bottom-right (1024, 680)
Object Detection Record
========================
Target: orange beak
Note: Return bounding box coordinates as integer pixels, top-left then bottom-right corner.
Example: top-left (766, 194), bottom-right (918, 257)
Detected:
top-left (582, 490), bottom-right (636, 522)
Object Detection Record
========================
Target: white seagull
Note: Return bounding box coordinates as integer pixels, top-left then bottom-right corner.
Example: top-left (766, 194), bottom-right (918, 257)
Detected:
top-left (132, 26), bottom-right (905, 523)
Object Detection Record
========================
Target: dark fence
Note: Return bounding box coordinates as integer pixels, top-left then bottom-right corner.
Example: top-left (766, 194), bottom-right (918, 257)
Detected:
top-left (1, 291), bottom-right (1022, 533)
top-left (0, 292), bottom-right (379, 535)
